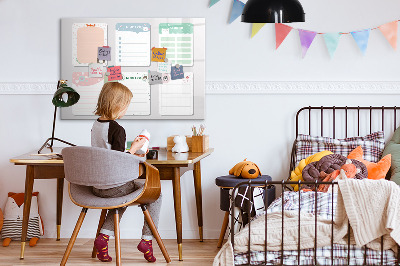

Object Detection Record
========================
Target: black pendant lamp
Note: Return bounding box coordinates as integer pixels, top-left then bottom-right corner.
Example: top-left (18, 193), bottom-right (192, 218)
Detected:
top-left (242, 0), bottom-right (305, 23)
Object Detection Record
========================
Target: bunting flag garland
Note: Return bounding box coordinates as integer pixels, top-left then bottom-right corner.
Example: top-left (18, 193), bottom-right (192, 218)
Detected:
top-left (378, 21), bottom-right (398, 50)
top-left (207, 3), bottom-right (400, 58)
top-left (229, 0), bottom-right (245, 24)
top-left (275, 23), bottom-right (293, 49)
top-left (251, 23), bottom-right (266, 38)
top-left (298, 29), bottom-right (317, 58)
top-left (323, 33), bottom-right (341, 58)
top-left (351, 29), bottom-right (370, 55)
top-left (209, 0), bottom-right (220, 7)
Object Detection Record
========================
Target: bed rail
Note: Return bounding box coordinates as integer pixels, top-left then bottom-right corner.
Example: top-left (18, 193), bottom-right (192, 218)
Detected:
top-left (230, 180), bottom-right (400, 266)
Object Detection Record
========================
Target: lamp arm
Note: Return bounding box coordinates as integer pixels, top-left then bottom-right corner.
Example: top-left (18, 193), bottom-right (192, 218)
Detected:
top-left (50, 105), bottom-right (57, 148)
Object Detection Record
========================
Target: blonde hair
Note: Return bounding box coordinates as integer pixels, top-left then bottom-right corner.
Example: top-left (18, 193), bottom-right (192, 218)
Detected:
top-left (95, 82), bottom-right (133, 120)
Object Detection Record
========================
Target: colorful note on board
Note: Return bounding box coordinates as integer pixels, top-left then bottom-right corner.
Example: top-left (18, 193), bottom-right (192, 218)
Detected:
top-left (107, 66), bottom-right (122, 81)
top-left (116, 23), bottom-right (151, 66)
top-left (158, 62), bottom-right (172, 73)
top-left (159, 23), bottom-right (194, 66)
top-left (98, 46), bottom-right (111, 61)
top-left (148, 71), bottom-right (163, 85)
top-left (171, 65), bottom-right (184, 80)
top-left (89, 63), bottom-right (104, 78)
top-left (72, 23), bottom-right (108, 66)
top-left (162, 73), bottom-right (170, 84)
top-left (151, 47), bottom-right (167, 62)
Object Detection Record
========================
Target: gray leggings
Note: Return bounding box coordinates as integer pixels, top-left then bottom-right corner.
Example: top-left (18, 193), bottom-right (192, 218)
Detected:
top-left (92, 180), bottom-right (162, 240)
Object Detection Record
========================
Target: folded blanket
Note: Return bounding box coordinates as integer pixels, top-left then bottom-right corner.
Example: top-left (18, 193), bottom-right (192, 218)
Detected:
top-left (335, 178), bottom-right (400, 251)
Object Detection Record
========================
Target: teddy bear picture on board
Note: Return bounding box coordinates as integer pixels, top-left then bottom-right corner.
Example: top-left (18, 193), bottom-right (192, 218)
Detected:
top-left (229, 159), bottom-right (261, 179)
top-left (1, 192), bottom-right (44, 247)
top-left (172, 135), bottom-right (189, 153)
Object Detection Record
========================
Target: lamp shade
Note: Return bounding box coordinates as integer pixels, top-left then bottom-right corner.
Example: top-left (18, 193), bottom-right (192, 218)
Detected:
top-left (241, 0), bottom-right (305, 23)
top-left (52, 84), bottom-right (80, 107)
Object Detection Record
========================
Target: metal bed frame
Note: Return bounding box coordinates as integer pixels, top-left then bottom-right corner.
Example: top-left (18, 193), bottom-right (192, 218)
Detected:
top-left (230, 106), bottom-right (400, 266)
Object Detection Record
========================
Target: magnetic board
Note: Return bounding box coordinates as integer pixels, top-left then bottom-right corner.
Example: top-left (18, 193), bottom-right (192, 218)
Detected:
top-left (61, 18), bottom-right (205, 120)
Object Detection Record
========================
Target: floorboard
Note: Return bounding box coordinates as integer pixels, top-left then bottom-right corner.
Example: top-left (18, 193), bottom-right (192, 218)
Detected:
top-left (0, 239), bottom-right (222, 265)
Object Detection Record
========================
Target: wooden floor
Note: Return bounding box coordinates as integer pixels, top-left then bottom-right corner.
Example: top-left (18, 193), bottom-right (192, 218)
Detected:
top-left (0, 239), bottom-right (221, 265)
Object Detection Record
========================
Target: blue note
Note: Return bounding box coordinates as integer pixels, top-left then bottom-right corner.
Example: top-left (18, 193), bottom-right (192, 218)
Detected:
top-left (171, 65), bottom-right (184, 80)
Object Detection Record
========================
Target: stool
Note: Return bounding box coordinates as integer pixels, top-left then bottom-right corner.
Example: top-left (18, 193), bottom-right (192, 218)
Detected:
top-left (215, 175), bottom-right (275, 248)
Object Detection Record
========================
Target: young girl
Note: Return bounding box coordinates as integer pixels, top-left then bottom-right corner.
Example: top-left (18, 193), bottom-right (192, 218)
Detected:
top-left (91, 82), bottom-right (162, 263)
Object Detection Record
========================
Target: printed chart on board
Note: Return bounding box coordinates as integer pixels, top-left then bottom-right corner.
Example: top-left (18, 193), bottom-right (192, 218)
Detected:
top-left (61, 18), bottom-right (205, 120)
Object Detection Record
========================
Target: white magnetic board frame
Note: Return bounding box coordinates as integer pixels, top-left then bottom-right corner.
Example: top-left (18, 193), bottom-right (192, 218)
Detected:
top-left (60, 18), bottom-right (205, 120)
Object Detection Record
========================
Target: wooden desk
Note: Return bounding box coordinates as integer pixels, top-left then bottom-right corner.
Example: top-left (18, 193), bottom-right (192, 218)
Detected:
top-left (10, 147), bottom-right (213, 261)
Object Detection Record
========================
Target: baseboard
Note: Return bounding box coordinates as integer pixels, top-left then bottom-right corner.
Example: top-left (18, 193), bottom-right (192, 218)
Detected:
top-left (1, 81), bottom-right (400, 94)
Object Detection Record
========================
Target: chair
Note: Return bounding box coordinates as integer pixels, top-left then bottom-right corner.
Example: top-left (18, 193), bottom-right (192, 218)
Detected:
top-left (60, 146), bottom-right (171, 265)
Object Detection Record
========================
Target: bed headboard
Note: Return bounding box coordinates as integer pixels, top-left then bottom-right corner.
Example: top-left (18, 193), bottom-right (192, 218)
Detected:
top-left (290, 106), bottom-right (400, 179)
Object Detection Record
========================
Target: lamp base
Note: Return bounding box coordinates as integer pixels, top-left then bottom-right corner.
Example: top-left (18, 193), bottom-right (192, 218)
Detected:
top-left (38, 137), bottom-right (76, 154)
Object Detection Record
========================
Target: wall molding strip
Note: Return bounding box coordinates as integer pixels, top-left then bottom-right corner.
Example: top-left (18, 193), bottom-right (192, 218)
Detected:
top-left (1, 81), bottom-right (400, 95)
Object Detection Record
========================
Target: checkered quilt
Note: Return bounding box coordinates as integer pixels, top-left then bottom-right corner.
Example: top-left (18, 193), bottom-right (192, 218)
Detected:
top-left (234, 191), bottom-right (397, 265)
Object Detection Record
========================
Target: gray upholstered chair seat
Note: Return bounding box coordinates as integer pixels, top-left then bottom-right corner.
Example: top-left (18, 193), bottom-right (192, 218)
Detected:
top-left (69, 180), bottom-right (145, 208)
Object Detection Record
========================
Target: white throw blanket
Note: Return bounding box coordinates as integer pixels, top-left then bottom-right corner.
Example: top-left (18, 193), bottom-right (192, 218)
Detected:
top-left (213, 179), bottom-right (400, 266)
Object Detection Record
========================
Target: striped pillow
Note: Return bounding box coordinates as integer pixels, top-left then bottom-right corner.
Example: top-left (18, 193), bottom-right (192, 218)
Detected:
top-left (1, 217), bottom-right (41, 240)
top-left (294, 131), bottom-right (385, 166)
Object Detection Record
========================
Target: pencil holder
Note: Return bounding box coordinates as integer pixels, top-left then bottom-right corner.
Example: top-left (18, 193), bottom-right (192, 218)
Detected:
top-left (191, 135), bottom-right (209, 153)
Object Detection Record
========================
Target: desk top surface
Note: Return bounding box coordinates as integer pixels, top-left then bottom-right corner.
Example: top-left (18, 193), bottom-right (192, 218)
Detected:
top-left (10, 147), bottom-right (214, 166)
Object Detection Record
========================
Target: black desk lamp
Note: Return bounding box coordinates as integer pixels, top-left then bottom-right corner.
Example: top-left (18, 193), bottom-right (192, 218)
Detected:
top-left (38, 80), bottom-right (80, 154)
top-left (241, 0), bottom-right (305, 23)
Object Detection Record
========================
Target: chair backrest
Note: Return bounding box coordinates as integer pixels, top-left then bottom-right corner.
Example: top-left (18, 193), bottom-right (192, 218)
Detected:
top-left (62, 146), bottom-right (144, 187)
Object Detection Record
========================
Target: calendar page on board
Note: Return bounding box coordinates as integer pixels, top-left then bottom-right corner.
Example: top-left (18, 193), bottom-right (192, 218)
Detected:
top-left (61, 18), bottom-right (205, 120)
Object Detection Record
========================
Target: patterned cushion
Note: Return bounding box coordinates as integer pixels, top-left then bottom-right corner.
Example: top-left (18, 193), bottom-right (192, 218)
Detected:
top-left (295, 131), bottom-right (385, 166)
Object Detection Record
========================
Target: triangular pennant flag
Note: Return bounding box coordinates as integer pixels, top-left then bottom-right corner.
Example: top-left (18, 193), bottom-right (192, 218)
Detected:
top-left (209, 0), bottom-right (220, 7)
top-left (251, 23), bottom-right (266, 38)
top-left (298, 29), bottom-right (317, 58)
top-left (275, 23), bottom-right (293, 49)
top-left (351, 29), bottom-right (370, 55)
top-left (323, 33), bottom-right (341, 58)
top-left (378, 21), bottom-right (398, 50)
top-left (229, 0), bottom-right (245, 24)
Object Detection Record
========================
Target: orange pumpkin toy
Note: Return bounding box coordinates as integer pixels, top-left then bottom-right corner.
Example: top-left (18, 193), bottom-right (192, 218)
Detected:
top-left (229, 159), bottom-right (261, 179)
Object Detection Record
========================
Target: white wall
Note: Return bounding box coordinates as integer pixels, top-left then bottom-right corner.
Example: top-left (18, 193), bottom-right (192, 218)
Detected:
top-left (1, 0), bottom-right (400, 239)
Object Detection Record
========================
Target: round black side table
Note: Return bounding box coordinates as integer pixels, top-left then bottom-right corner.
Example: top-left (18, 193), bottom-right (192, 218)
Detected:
top-left (215, 175), bottom-right (275, 248)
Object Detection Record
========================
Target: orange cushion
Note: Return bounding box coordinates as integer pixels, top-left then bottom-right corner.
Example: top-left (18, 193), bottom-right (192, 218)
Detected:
top-left (348, 146), bottom-right (391, 180)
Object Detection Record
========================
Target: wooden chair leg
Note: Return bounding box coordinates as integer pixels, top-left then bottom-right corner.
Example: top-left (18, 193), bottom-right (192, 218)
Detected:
top-left (60, 208), bottom-right (88, 266)
top-left (141, 205), bottom-right (171, 263)
top-left (217, 211), bottom-right (230, 248)
top-left (91, 209), bottom-right (108, 258)
top-left (114, 210), bottom-right (121, 266)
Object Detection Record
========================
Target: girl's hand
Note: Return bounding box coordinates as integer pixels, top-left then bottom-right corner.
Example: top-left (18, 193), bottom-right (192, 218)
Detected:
top-left (134, 149), bottom-right (149, 157)
top-left (129, 137), bottom-right (147, 155)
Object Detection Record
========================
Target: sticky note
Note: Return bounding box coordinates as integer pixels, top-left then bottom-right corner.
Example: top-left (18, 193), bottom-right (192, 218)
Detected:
top-left (158, 62), bottom-right (172, 73)
top-left (148, 71), bottom-right (163, 85)
top-left (107, 66), bottom-right (122, 81)
top-left (151, 47), bottom-right (167, 62)
top-left (171, 65), bottom-right (184, 80)
top-left (88, 63), bottom-right (104, 78)
top-left (162, 73), bottom-right (170, 84)
top-left (98, 46), bottom-right (111, 61)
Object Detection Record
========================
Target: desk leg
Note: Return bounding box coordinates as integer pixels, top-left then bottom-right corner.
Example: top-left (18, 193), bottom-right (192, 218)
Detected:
top-left (56, 178), bottom-right (64, 241)
top-left (172, 167), bottom-right (183, 261)
top-left (20, 165), bottom-right (34, 259)
top-left (193, 161), bottom-right (203, 242)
